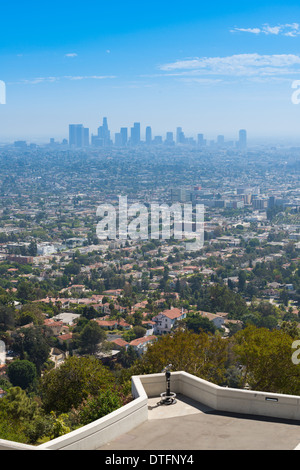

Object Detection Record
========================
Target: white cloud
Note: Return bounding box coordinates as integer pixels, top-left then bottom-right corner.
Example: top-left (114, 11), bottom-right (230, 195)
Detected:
top-left (14, 75), bottom-right (116, 85)
top-left (230, 27), bottom-right (261, 34)
top-left (176, 77), bottom-right (224, 85)
top-left (20, 77), bottom-right (59, 84)
top-left (231, 23), bottom-right (300, 37)
top-left (159, 53), bottom-right (300, 78)
top-left (65, 53), bottom-right (78, 57)
top-left (64, 75), bottom-right (116, 80)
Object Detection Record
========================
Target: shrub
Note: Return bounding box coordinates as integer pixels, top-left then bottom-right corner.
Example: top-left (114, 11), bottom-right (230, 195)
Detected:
top-left (77, 389), bottom-right (123, 426)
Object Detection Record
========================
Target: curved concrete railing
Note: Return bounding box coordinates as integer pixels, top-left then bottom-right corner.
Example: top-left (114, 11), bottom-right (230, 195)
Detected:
top-left (136, 371), bottom-right (300, 421)
top-left (0, 375), bottom-right (148, 451)
top-left (0, 440), bottom-right (37, 451)
top-left (1, 371), bottom-right (300, 450)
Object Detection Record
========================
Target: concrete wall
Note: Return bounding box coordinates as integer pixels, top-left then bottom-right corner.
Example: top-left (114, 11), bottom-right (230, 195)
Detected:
top-left (38, 387), bottom-right (148, 450)
top-left (132, 371), bottom-right (182, 399)
top-left (0, 377), bottom-right (148, 451)
top-left (135, 371), bottom-right (300, 421)
top-left (0, 441), bottom-right (37, 450)
top-left (2, 371), bottom-right (300, 450)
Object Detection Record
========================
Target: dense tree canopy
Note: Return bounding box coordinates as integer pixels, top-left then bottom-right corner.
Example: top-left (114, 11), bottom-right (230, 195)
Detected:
top-left (13, 326), bottom-right (50, 374)
top-left (76, 321), bottom-right (106, 354)
top-left (131, 329), bottom-right (228, 384)
top-left (7, 360), bottom-right (37, 390)
top-left (40, 355), bottom-right (119, 413)
top-left (232, 325), bottom-right (300, 395)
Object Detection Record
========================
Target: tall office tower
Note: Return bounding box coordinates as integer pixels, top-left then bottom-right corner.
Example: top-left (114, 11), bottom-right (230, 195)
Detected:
top-left (171, 188), bottom-right (191, 203)
top-left (69, 124), bottom-right (85, 148)
top-left (217, 135), bottom-right (224, 146)
top-left (145, 126), bottom-right (152, 144)
top-left (102, 117), bottom-right (108, 133)
top-left (238, 129), bottom-right (247, 149)
top-left (120, 127), bottom-right (128, 146)
top-left (176, 127), bottom-right (185, 144)
top-left (94, 117), bottom-right (111, 147)
top-left (268, 196), bottom-right (276, 208)
top-left (153, 135), bottom-right (163, 144)
top-left (83, 127), bottom-right (89, 147)
top-left (134, 122), bottom-right (140, 144)
top-left (115, 132), bottom-right (122, 147)
top-left (130, 126), bottom-right (135, 145)
top-left (130, 122), bottom-right (140, 146)
top-left (176, 127), bottom-right (182, 144)
top-left (165, 132), bottom-right (174, 145)
top-left (197, 133), bottom-right (206, 147)
top-left (69, 124), bottom-right (78, 147)
top-left (14, 140), bottom-right (27, 149)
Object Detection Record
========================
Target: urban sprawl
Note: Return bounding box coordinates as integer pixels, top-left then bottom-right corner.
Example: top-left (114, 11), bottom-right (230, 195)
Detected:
top-left (0, 117), bottom-right (299, 444)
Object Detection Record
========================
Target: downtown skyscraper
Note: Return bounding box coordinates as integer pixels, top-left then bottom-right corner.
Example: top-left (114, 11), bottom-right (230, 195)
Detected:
top-left (130, 122), bottom-right (140, 146)
top-left (238, 129), bottom-right (247, 149)
top-left (69, 124), bottom-right (89, 148)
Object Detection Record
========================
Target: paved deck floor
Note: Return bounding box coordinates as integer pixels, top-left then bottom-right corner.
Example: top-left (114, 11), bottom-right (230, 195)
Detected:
top-left (98, 394), bottom-right (300, 450)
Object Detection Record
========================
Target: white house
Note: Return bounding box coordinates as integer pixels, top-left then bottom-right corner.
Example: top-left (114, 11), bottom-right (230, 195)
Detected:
top-left (153, 307), bottom-right (186, 335)
top-left (198, 311), bottom-right (225, 329)
top-left (37, 243), bottom-right (57, 256)
top-left (129, 335), bottom-right (157, 355)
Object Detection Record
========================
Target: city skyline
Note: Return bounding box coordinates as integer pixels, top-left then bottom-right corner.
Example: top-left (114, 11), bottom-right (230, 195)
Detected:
top-left (67, 116), bottom-right (247, 149)
top-left (2, 1), bottom-right (300, 143)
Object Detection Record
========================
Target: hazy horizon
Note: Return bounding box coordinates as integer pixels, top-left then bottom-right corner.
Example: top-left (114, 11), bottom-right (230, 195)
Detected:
top-left (2, 0), bottom-right (300, 143)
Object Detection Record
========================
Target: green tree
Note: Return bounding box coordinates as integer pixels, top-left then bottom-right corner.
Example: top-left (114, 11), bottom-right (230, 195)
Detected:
top-left (13, 326), bottom-right (50, 374)
top-left (122, 329), bottom-right (136, 342)
top-left (24, 414), bottom-right (53, 444)
top-left (184, 314), bottom-right (216, 334)
top-left (77, 389), bottom-right (124, 425)
top-left (7, 360), bottom-right (37, 390)
top-left (64, 262), bottom-right (81, 276)
top-left (81, 305), bottom-right (98, 321)
top-left (232, 325), bottom-right (300, 394)
top-left (132, 325), bottom-right (147, 338)
top-left (77, 320), bottom-right (105, 354)
top-left (132, 330), bottom-right (228, 384)
top-left (0, 386), bottom-right (41, 443)
top-left (28, 241), bottom-right (37, 257)
top-left (238, 270), bottom-right (247, 291)
top-left (117, 345), bottom-right (139, 369)
top-left (0, 305), bottom-right (15, 331)
top-left (17, 280), bottom-right (36, 302)
top-left (16, 303), bottom-right (44, 326)
top-left (40, 355), bottom-right (118, 413)
top-left (0, 386), bottom-right (39, 423)
top-left (280, 321), bottom-right (300, 339)
top-left (48, 412), bottom-right (71, 439)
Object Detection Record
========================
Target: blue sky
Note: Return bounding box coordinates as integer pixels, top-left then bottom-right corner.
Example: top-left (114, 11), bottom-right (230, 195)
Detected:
top-left (2, 0), bottom-right (300, 143)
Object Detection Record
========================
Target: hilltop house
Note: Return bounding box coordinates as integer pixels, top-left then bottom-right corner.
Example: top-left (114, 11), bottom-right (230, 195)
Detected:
top-left (43, 318), bottom-right (69, 337)
top-left (198, 311), bottom-right (225, 329)
top-left (129, 335), bottom-right (157, 355)
top-left (153, 307), bottom-right (186, 335)
top-left (93, 318), bottom-right (132, 331)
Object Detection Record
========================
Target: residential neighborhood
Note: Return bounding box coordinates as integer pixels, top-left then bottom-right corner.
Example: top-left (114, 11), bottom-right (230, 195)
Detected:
top-left (0, 142), bottom-right (298, 446)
